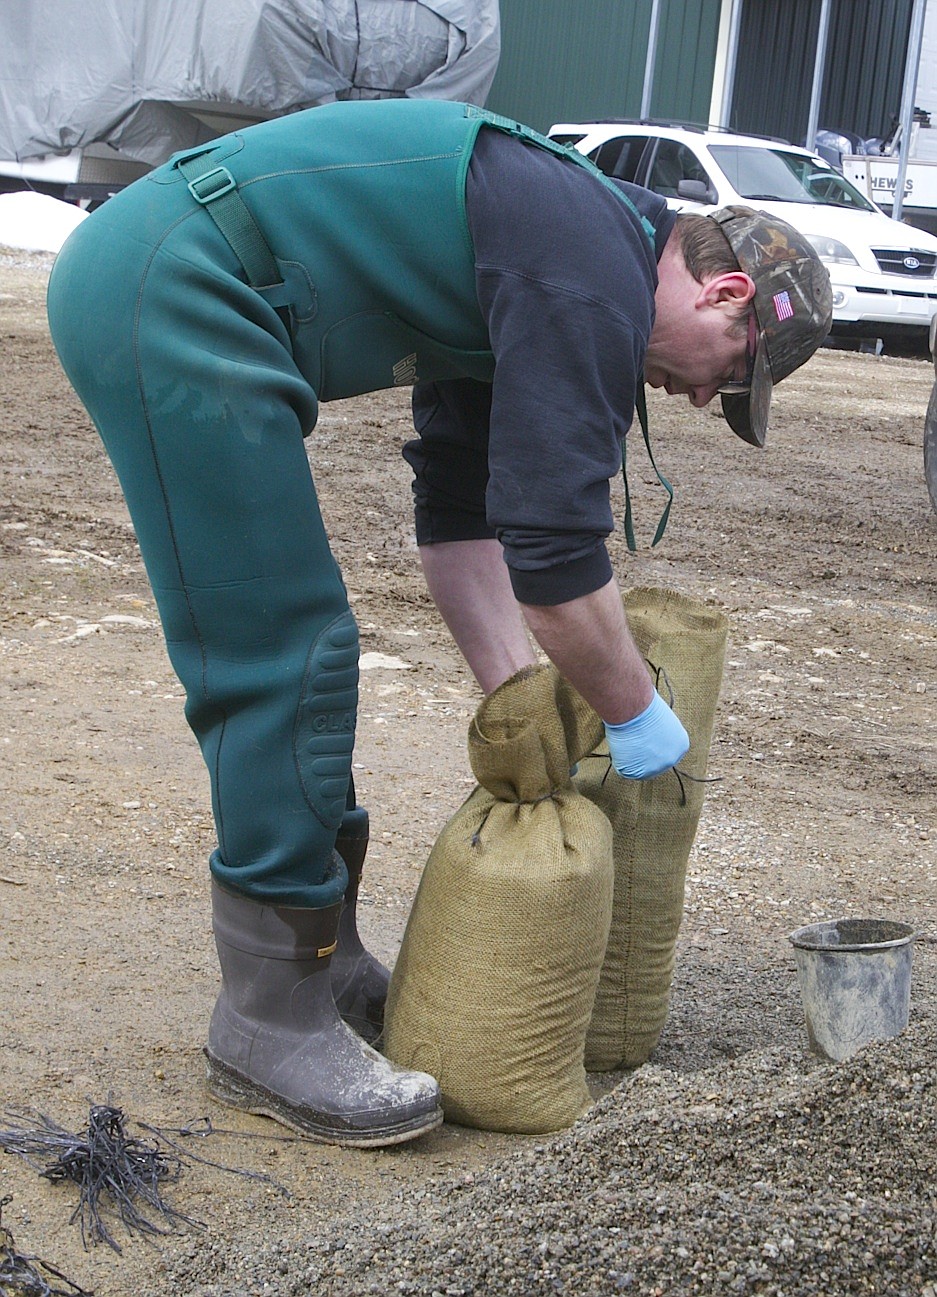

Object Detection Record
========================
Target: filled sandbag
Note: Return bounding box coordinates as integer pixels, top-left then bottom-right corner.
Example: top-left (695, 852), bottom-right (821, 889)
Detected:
top-left (577, 587), bottom-right (728, 1071)
top-left (384, 664), bottom-right (613, 1133)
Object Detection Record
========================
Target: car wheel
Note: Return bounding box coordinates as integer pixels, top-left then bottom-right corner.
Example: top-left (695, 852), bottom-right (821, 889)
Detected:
top-left (925, 381), bottom-right (937, 515)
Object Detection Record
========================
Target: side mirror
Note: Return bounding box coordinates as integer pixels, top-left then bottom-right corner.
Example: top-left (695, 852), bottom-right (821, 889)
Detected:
top-left (676, 178), bottom-right (718, 204)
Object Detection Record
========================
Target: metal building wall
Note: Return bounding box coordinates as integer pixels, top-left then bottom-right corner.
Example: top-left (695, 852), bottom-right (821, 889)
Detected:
top-left (652, 0), bottom-right (723, 122)
top-left (485, 0), bottom-right (720, 133)
top-left (731, 0), bottom-right (913, 145)
top-left (485, 0), bottom-right (649, 130)
top-left (822, 0), bottom-right (914, 139)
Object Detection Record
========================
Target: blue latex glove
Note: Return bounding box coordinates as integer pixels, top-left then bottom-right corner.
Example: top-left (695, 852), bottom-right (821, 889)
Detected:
top-left (604, 691), bottom-right (689, 780)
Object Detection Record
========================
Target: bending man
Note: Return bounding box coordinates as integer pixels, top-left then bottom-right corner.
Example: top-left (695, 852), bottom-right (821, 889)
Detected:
top-left (47, 99), bottom-right (832, 1146)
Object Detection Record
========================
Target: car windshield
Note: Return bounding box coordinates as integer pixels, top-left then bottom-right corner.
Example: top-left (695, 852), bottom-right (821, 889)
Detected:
top-left (709, 145), bottom-right (875, 211)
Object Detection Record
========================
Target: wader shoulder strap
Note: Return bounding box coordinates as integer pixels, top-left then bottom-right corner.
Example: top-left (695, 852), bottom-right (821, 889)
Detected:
top-left (177, 153), bottom-right (283, 291)
top-left (464, 106), bottom-right (658, 249)
top-left (621, 387), bottom-right (673, 553)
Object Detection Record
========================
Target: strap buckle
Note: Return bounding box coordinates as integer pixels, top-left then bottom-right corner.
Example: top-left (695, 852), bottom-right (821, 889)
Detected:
top-left (187, 165), bottom-right (237, 206)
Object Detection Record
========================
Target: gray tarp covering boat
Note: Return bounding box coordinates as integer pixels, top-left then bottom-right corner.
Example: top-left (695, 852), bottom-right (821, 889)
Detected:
top-left (0, 0), bottom-right (500, 165)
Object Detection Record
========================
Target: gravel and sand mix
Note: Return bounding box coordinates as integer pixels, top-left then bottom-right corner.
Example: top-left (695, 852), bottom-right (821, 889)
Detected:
top-left (164, 1013), bottom-right (936, 1297)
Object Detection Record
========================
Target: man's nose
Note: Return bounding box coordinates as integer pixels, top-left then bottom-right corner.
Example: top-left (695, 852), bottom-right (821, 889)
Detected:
top-left (687, 383), bottom-right (720, 408)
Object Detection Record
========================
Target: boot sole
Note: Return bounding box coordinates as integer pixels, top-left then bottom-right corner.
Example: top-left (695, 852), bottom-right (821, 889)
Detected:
top-left (204, 1050), bottom-right (444, 1148)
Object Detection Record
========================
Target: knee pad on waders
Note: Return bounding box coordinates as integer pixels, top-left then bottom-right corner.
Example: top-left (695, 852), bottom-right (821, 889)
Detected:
top-left (293, 609), bottom-right (360, 834)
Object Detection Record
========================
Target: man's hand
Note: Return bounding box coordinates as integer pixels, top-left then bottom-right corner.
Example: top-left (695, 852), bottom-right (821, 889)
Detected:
top-left (604, 692), bottom-right (689, 780)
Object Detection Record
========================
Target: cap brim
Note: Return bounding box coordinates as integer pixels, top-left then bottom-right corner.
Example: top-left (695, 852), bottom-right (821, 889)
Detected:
top-left (720, 333), bottom-right (772, 447)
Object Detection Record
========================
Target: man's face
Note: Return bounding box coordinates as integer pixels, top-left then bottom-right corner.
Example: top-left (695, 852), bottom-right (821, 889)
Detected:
top-left (646, 270), bottom-right (757, 410)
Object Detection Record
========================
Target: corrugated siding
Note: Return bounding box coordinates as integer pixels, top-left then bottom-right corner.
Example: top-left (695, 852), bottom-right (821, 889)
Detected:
top-left (485, 0), bottom-right (718, 133)
top-left (652, 0), bottom-right (722, 122)
top-left (484, 1), bottom-right (912, 148)
top-left (823, 0), bottom-right (913, 139)
top-left (485, 0), bottom-right (650, 130)
top-left (732, 0), bottom-right (913, 145)
top-left (730, 0), bottom-right (820, 141)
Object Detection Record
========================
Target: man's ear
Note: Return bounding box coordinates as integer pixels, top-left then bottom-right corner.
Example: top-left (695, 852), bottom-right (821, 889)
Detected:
top-left (696, 271), bottom-right (756, 311)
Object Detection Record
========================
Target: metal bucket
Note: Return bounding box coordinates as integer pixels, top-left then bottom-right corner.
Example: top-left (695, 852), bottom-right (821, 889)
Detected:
top-left (789, 918), bottom-right (917, 1062)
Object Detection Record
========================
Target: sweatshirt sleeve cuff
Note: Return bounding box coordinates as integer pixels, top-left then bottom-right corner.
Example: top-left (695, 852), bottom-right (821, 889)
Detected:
top-left (507, 547), bottom-right (613, 607)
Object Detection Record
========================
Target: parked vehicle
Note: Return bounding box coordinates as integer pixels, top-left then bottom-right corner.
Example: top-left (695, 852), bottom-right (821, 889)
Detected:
top-left (0, 0), bottom-right (501, 207)
top-left (548, 120), bottom-right (937, 343)
top-left (0, 146), bottom-right (175, 210)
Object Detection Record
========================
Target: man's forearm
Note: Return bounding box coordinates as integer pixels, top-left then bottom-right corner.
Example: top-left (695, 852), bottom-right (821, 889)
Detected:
top-left (418, 539), bottom-right (537, 694)
top-left (520, 578), bottom-right (654, 724)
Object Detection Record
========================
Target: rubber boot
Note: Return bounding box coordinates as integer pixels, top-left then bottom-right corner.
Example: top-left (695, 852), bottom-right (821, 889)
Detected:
top-left (330, 807), bottom-right (391, 1044)
top-left (205, 881), bottom-right (443, 1147)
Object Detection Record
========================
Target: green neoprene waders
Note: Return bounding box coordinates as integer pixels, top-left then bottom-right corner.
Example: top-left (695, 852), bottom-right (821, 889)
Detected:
top-left (46, 100), bottom-right (649, 1144)
top-left (47, 98), bottom-right (496, 907)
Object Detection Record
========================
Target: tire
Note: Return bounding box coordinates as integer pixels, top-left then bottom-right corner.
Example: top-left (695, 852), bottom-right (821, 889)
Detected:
top-left (925, 380), bottom-right (937, 515)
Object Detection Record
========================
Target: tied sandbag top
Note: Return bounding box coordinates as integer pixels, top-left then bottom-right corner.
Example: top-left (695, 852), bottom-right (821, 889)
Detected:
top-left (468, 665), bottom-right (604, 803)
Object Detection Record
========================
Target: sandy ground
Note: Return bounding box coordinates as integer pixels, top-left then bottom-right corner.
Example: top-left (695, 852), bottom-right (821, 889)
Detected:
top-left (1, 248), bottom-right (935, 1296)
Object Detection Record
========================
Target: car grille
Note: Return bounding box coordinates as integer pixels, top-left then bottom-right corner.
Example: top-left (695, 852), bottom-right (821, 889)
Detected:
top-left (871, 247), bottom-right (937, 277)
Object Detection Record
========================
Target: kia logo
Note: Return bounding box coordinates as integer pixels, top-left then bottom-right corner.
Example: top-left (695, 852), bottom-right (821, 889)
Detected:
top-left (904, 255), bottom-right (921, 270)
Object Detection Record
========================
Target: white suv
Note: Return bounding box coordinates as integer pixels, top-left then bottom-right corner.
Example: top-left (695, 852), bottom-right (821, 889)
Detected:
top-left (548, 120), bottom-right (937, 341)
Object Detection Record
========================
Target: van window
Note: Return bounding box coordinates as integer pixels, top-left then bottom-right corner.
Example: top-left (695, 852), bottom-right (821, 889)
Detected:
top-left (709, 145), bottom-right (875, 210)
top-left (588, 136), bottom-right (650, 182)
top-left (645, 139), bottom-right (712, 198)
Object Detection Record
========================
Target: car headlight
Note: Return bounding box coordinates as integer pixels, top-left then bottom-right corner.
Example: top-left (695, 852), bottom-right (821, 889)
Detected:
top-left (805, 234), bottom-right (859, 266)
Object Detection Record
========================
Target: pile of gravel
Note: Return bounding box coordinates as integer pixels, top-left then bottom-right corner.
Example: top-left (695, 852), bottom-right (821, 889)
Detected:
top-left (169, 1011), bottom-right (935, 1297)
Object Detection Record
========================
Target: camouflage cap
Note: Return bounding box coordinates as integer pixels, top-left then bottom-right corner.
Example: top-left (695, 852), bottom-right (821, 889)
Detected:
top-left (709, 205), bottom-right (833, 447)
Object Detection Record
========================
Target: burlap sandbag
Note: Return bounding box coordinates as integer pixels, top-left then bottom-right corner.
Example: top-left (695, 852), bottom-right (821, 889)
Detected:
top-left (576, 586), bottom-right (728, 1072)
top-left (384, 664), bottom-right (613, 1134)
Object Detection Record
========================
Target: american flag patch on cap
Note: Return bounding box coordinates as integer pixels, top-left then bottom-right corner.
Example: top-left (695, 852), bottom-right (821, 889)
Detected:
top-left (773, 290), bottom-right (794, 321)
